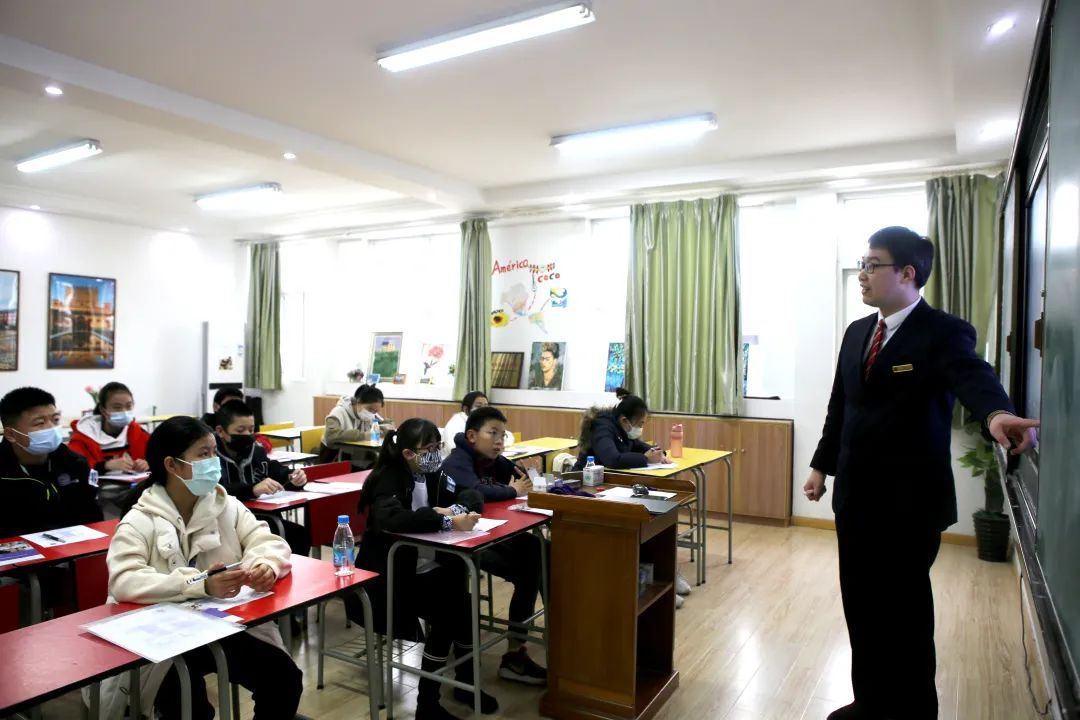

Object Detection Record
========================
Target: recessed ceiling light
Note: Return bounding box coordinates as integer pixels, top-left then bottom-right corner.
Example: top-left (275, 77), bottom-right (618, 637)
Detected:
top-left (987, 16), bottom-right (1016, 38)
top-left (44, 85), bottom-right (63, 96)
top-left (177, 227), bottom-right (190, 233)
top-left (29, 205), bottom-right (41, 211)
top-left (194, 182), bottom-right (283, 210)
top-left (282, 152), bottom-right (296, 160)
top-left (377, 2), bottom-right (595, 72)
top-left (551, 113), bottom-right (717, 156)
top-left (16, 139), bottom-right (102, 173)
top-left (979, 118), bottom-right (1016, 142)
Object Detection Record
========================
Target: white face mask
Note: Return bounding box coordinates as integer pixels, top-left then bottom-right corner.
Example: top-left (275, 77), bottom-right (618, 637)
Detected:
top-left (627, 426), bottom-right (644, 440)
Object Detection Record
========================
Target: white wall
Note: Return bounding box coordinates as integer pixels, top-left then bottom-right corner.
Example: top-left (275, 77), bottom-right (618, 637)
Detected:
top-left (0, 207), bottom-right (241, 421)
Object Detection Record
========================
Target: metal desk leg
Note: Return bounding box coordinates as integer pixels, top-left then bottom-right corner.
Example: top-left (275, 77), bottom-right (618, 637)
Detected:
top-left (173, 655), bottom-right (193, 720)
top-left (467, 555), bottom-right (482, 717)
top-left (724, 455), bottom-right (733, 565)
top-left (692, 467), bottom-right (707, 585)
top-left (28, 571), bottom-right (41, 623)
top-left (535, 527), bottom-right (549, 650)
top-left (386, 543), bottom-right (399, 720)
top-left (128, 668), bottom-right (141, 720)
top-left (317, 601), bottom-right (327, 689)
top-left (278, 615), bottom-right (293, 647)
top-left (209, 641), bottom-right (231, 720)
top-left (356, 587), bottom-right (382, 720)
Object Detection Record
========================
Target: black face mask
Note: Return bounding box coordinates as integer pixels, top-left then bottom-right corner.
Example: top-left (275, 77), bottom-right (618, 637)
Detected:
top-left (227, 434), bottom-right (255, 454)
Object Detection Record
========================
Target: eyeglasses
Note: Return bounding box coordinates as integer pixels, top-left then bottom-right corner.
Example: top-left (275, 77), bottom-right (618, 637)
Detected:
top-left (857, 259), bottom-right (897, 274)
top-left (479, 429), bottom-right (503, 439)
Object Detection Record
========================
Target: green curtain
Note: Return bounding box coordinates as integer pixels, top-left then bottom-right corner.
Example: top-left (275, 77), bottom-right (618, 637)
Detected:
top-left (626, 196), bottom-right (742, 415)
top-left (453, 218), bottom-right (492, 398)
top-left (924, 173), bottom-right (1004, 363)
top-left (245, 243), bottom-right (282, 390)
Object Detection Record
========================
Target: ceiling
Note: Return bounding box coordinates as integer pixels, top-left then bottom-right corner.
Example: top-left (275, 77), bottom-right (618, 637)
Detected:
top-left (0, 0), bottom-right (1040, 238)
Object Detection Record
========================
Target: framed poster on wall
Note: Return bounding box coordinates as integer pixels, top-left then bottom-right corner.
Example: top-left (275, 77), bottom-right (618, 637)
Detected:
top-left (0, 269), bottom-right (19, 371)
top-left (370, 331), bottom-right (403, 380)
top-left (491, 351), bottom-right (524, 389)
top-left (47, 273), bottom-right (116, 369)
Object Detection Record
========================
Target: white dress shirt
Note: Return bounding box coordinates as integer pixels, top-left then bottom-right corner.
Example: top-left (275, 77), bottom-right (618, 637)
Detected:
top-left (864, 296), bottom-right (922, 358)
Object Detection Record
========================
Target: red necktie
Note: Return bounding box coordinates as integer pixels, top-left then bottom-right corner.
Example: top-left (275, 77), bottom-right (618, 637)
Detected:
top-left (864, 319), bottom-right (887, 380)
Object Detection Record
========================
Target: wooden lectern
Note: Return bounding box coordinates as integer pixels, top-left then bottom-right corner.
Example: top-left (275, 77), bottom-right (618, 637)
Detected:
top-left (528, 493), bottom-right (679, 720)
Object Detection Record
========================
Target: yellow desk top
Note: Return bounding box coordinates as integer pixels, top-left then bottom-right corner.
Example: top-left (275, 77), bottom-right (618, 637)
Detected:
top-left (514, 437), bottom-right (578, 451)
top-left (343, 439), bottom-right (382, 448)
top-left (138, 414), bottom-right (184, 423)
top-left (614, 447), bottom-right (733, 478)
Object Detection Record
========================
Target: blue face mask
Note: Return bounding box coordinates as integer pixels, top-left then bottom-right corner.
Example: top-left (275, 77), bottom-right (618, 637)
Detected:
top-left (12, 427), bottom-right (64, 455)
top-left (173, 456), bottom-right (222, 496)
top-left (108, 411), bottom-right (135, 427)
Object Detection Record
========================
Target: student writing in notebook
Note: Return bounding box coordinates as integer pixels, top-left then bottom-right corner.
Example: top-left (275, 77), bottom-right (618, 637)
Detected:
top-left (213, 400), bottom-right (311, 558)
top-left (104, 416), bottom-right (300, 720)
top-left (441, 406), bottom-right (547, 685)
top-left (0, 386), bottom-right (101, 538)
top-left (68, 381), bottom-right (151, 474)
top-left (346, 418), bottom-right (499, 719)
top-left (321, 383), bottom-right (395, 467)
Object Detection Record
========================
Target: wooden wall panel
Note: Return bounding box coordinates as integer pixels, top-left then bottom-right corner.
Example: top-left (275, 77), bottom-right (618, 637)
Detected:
top-left (312, 395), bottom-right (793, 522)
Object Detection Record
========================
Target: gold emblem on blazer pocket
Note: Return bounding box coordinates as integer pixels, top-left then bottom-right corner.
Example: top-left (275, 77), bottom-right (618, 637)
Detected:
top-left (892, 364), bottom-right (914, 373)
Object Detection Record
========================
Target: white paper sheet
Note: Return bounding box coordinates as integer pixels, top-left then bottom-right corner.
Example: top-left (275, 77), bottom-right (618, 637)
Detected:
top-left (503, 445), bottom-right (546, 457)
top-left (100, 471), bottom-right (150, 482)
top-left (303, 482), bottom-right (364, 495)
top-left (22, 525), bottom-right (108, 547)
top-left (181, 586), bottom-right (272, 612)
top-left (597, 487), bottom-right (677, 499)
top-left (645, 462), bottom-right (679, 470)
top-left (473, 518), bottom-right (508, 532)
top-left (509, 503), bottom-right (554, 517)
top-left (82, 603), bottom-right (245, 663)
top-left (267, 451), bottom-right (317, 463)
top-left (0, 541), bottom-right (44, 566)
top-left (395, 530), bottom-right (491, 545)
top-left (254, 490), bottom-right (325, 505)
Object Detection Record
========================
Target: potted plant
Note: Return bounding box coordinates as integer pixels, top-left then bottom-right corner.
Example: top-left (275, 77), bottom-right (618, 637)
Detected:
top-left (957, 421), bottom-right (1011, 562)
top-left (346, 367), bottom-right (365, 383)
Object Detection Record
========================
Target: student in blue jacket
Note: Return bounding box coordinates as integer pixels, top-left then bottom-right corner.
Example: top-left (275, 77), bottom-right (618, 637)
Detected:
top-left (441, 406), bottom-right (547, 685)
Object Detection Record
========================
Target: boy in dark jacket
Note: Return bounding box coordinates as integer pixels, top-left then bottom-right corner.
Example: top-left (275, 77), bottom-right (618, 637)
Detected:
top-left (213, 400), bottom-right (310, 556)
top-left (0, 386), bottom-right (102, 538)
top-left (442, 406), bottom-right (547, 685)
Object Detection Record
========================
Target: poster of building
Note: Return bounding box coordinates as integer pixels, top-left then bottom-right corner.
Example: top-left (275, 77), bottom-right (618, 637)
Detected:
top-left (47, 273), bottom-right (115, 369)
top-left (370, 332), bottom-right (403, 380)
top-left (0, 270), bottom-right (18, 371)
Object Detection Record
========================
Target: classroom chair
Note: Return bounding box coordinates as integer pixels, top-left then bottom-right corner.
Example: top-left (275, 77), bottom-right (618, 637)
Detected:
top-left (512, 431), bottom-right (522, 444)
top-left (74, 555), bottom-right (110, 611)
top-left (304, 461), bottom-right (351, 481)
top-left (258, 421), bottom-right (295, 449)
top-left (0, 582), bottom-right (20, 634)
top-left (300, 427), bottom-right (325, 455)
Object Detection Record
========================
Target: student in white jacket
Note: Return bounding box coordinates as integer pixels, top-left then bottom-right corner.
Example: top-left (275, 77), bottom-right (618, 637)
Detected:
top-left (321, 384), bottom-right (394, 467)
top-left (102, 416), bottom-right (301, 720)
top-left (441, 391), bottom-right (514, 454)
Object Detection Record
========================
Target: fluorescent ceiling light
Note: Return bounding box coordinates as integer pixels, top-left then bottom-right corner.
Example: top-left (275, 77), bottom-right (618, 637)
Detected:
top-left (16, 139), bottom-right (102, 173)
top-left (29, 205), bottom-right (41, 211)
top-left (282, 152), bottom-right (296, 160)
top-left (551, 113), bottom-right (718, 156)
top-left (44, 84), bottom-right (63, 96)
top-left (377, 2), bottom-right (595, 72)
top-left (979, 118), bottom-right (1016, 142)
top-left (987, 16), bottom-right (1015, 38)
top-left (195, 182), bottom-right (282, 210)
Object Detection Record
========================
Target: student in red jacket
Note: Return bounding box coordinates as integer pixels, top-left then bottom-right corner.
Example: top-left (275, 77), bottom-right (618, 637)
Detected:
top-left (69, 382), bottom-right (150, 474)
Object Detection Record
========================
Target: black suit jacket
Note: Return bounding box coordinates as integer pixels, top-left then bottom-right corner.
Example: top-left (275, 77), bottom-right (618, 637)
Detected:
top-left (811, 300), bottom-right (1013, 531)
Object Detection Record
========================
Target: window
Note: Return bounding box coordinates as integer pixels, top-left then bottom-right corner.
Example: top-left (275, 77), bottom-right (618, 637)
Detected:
top-left (278, 241), bottom-right (319, 383)
top-left (738, 202), bottom-right (796, 398)
top-left (837, 189), bottom-right (929, 333)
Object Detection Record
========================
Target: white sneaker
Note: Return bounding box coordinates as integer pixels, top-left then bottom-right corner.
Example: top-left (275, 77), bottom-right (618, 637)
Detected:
top-left (675, 594), bottom-right (685, 609)
top-left (675, 573), bottom-right (692, 596)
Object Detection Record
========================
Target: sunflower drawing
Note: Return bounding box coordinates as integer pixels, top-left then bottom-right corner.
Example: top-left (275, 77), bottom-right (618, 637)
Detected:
top-left (490, 309), bottom-right (509, 328)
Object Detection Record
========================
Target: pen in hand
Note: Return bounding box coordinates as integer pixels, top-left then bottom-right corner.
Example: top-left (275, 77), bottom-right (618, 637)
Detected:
top-left (185, 561), bottom-right (244, 585)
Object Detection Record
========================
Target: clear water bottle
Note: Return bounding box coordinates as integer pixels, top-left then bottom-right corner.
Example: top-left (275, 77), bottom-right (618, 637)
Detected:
top-left (332, 515), bottom-right (355, 576)
top-left (583, 456), bottom-right (597, 486)
top-left (369, 418), bottom-right (382, 445)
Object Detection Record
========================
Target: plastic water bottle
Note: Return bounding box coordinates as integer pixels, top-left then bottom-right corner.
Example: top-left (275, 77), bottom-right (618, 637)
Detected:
top-left (369, 418), bottom-right (382, 445)
top-left (332, 515), bottom-right (355, 576)
top-left (583, 456), bottom-right (601, 487)
top-left (670, 423), bottom-right (684, 458)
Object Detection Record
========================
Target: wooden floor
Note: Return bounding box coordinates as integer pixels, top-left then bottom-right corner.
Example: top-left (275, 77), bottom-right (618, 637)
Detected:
top-left (39, 524), bottom-right (1048, 719)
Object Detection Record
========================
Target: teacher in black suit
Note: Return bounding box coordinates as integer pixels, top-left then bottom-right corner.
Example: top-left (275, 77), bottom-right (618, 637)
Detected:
top-left (805, 226), bottom-right (1039, 720)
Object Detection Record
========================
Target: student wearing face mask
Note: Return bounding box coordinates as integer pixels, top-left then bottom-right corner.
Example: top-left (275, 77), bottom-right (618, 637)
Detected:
top-left (69, 381), bottom-right (151, 474)
top-left (0, 386), bottom-right (102, 538)
top-left (200, 387), bottom-right (273, 454)
top-left (213, 400), bottom-right (310, 557)
top-left (104, 416), bottom-right (300, 720)
top-left (440, 391), bottom-right (514, 455)
top-left (346, 418), bottom-right (499, 719)
top-left (573, 394), bottom-right (665, 470)
top-left (321, 384), bottom-right (395, 466)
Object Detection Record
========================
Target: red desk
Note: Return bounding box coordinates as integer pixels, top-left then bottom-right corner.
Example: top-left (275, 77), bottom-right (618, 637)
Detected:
top-left (384, 498), bottom-right (550, 719)
top-left (0, 520), bottom-right (120, 623)
top-left (244, 472), bottom-right (370, 548)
